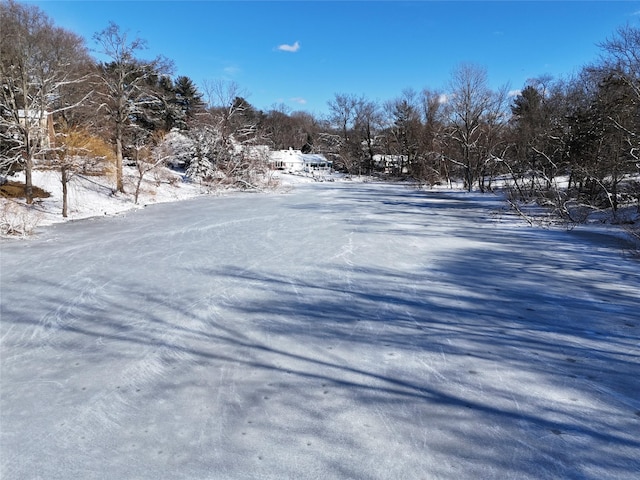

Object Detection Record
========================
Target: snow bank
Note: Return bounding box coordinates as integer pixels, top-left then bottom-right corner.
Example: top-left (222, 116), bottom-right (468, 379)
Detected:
top-left (0, 167), bottom-right (327, 234)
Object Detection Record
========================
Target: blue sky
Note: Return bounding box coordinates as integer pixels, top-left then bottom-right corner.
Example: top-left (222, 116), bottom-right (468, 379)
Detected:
top-left (28, 1), bottom-right (640, 117)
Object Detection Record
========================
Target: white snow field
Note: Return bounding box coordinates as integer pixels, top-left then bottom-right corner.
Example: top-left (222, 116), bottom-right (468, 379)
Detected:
top-left (1, 181), bottom-right (639, 480)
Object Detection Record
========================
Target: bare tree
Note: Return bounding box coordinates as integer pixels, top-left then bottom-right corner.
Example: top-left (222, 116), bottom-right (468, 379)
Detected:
top-left (260, 106), bottom-right (320, 152)
top-left (0, 0), bottom-right (91, 203)
top-left (444, 63), bottom-right (507, 191)
top-left (291, 110), bottom-right (320, 153)
top-left (477, 83), bottom-right (510, 191)
top-left (202, 79), bottom-right (250, 144)
top-left (200, 79), bottom-right (273, 183)
top-left (262, 103), bottom-right (294, 149)
top-left (353, 98), bottom-right (383, 174)
top-left (93, 22), bottom-right (173, 193)
top-left (328, 93), bottom-right (385, 174)
top-left (596, 25), bottom-right (640, 210)
top-left (130, 130), bottom-right (169, 204)
top-left (383, 89), bottom-right (422, 176)
top-left (418, 88), bottom-right (448, 184)
top-left (55, 126), bottom-right (115, 217)
top-left (599, 24), bottom-right (640, 101)
top-left (328, 94), bottom-right (358, 143)
top-left (327, 93), bottom-right (360, 173)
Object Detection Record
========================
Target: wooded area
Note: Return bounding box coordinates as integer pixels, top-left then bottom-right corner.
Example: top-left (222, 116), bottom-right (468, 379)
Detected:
top-left (2, 0), bottom-right (639, 221)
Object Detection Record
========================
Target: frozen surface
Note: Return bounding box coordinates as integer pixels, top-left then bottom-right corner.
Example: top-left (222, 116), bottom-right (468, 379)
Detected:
top-left (1, 182), bottom-right (639, 479)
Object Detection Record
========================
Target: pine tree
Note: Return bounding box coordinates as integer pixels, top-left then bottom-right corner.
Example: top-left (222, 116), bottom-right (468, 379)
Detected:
top-left (173, 76), bottom-right (205, 129)
top-left (185, 154), bottom-right (214, 183)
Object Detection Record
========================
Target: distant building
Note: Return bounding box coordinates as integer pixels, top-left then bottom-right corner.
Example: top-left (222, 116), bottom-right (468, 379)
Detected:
top-left (17, 109), bottom-right (55, 149)
top-left (233, 144), bottom-right (270, 161)
top-left (269, 148), bottom-right (332, 173)
top-left (372, 154), bottom-right (408, 174)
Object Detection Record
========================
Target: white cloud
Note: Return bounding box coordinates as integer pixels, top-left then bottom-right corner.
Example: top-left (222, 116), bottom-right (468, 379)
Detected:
top-left (508, 89), bottom-right (521, 97)
top-left (277, 41), bottom-right (301, 53)
top-left (290, 97), bottom-right (307, 105)
top-left (223, 65), bottom-right (241, 76)
top-left (438, 94), bottom-right (448, 104)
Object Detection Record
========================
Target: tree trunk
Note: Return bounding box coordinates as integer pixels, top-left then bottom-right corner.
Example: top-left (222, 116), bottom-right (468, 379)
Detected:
top-left (115, 121), bottom-right (124, 193)
top-left (62, 165), bottom-right (68, 218)
top-left (24, 150), bottom-right (33, 205)
top-left (134, 169), bottom-right (144, 205)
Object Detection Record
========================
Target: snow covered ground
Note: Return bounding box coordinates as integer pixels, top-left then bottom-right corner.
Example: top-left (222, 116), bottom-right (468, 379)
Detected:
top-left (1, 167), bottom-right (270, 231)
top-left (1, 179), bottom-right (639, 479)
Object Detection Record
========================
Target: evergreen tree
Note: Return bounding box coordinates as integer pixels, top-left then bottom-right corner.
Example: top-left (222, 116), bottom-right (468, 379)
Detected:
top-left (185, 153), bottom-right (214, 183)
top-left (173, 76), bottom-right (205, 128)
top-left (184, 127), bottom-right (217, 182)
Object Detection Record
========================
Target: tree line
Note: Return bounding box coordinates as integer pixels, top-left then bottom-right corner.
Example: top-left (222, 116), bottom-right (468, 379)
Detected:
top-left (2, 0), bottom-right (639, 220)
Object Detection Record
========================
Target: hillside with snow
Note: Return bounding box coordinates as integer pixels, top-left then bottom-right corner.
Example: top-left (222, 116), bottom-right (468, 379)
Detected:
top-left (0, 165), bottom-right (320, 235)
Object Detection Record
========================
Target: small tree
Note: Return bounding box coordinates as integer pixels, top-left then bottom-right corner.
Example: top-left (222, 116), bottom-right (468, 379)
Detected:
top-left (130, 130), bottom-right (169, 204)
top-left (55, 127), bottom-right (115, 217)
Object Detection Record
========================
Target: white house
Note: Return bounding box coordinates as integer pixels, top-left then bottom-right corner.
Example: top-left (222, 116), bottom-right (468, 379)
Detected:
top-left (269, 148), bottom-right (332, 173)
top-left (17, 109), bottom-right (55, 149)
top-left (372, 154), bottom-right (408, 174)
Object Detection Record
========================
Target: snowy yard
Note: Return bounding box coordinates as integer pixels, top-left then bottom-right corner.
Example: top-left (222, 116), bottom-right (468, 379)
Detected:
top-left (1, 181), bottom-right (639, 479)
